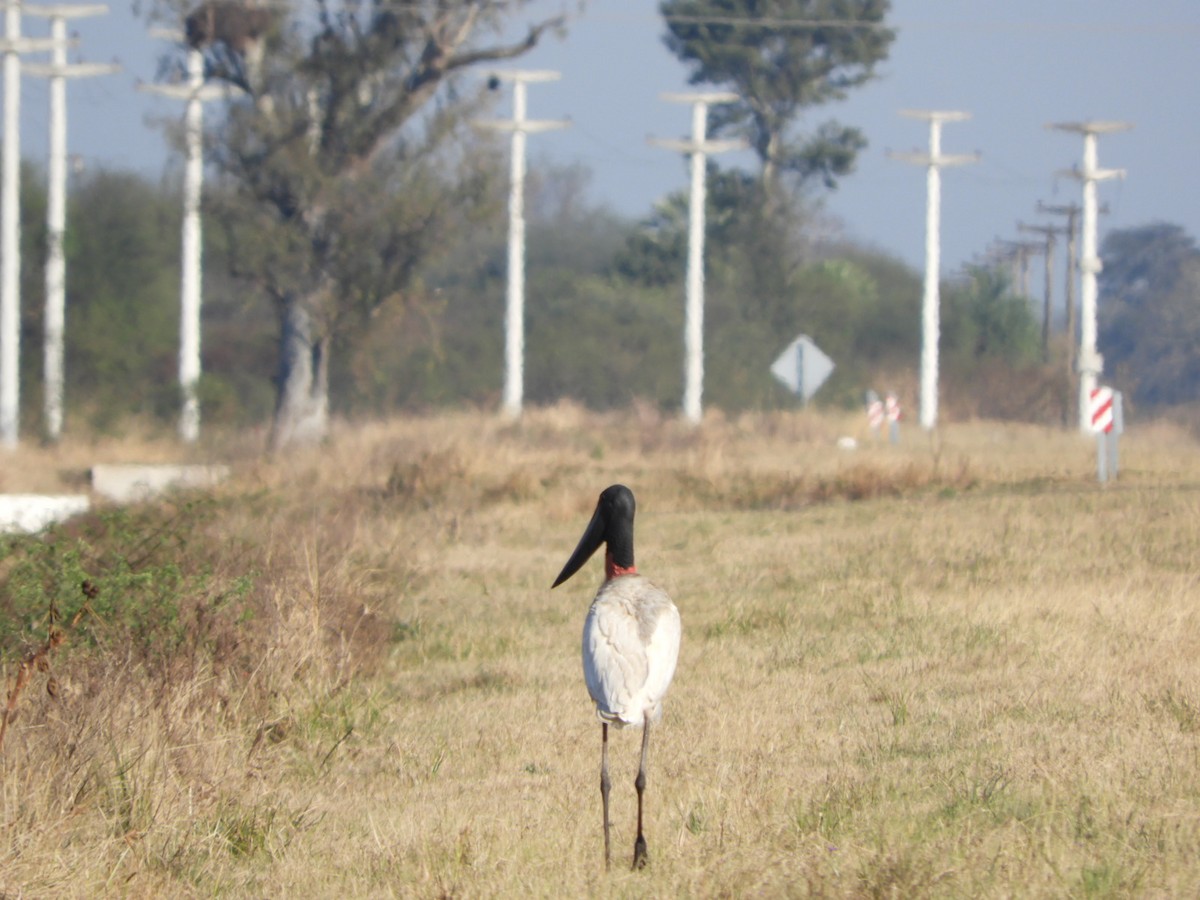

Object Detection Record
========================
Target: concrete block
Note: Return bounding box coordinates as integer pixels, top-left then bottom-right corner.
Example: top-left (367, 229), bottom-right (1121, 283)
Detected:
top-left (91, 463), bottom-right (230, 504)
top-left (0, 494), bottom-right (91, 534)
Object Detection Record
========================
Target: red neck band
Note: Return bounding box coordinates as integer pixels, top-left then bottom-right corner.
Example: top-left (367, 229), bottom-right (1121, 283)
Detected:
top-left (604, 550), bottom-right (637, 580)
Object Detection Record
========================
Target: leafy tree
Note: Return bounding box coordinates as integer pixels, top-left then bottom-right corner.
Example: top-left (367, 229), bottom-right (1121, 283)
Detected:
top-left (1099, 223), bottom-right (1200, 407)
top-left (64, 171), bottom-right (184, 426)
top-left (151, 0), bottom-right (567, 449)
top-left (336, 161), bottom-right (650, 413)
top-left (18, 168), bottom-right (277, 433)
top-left (653, 1), bottom-right (895, 412)
top-left (702, 239), bottom-right (920, 410)
top-left (17, 163), bottom-right (48, 432)
top-left (15, 168), bottom-right (183, 432)
top-left (526, 273), bottom-right (681, 409)
top-left (611, 194), bottom-right (689, 289)
top-left (659, 0), bottom-right (894, 193)
top-left (611, 166), bottom-right (754, 289)
top-left (942, 266), bottom-right (1040, 368)
top-left (610, 158), bottom-right (922, 411)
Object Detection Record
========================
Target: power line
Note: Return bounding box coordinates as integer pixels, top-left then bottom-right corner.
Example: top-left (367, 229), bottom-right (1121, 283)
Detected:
top-left (662, 16), bottom-right (889, 30)
top-left (597, 12), bottom-right (1200, 34)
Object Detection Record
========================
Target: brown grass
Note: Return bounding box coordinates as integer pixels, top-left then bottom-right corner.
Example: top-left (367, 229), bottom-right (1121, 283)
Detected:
top-left (3, 404), bottom-right (1200, 896)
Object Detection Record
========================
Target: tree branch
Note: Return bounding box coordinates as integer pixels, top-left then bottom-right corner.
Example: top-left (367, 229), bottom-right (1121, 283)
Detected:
top-left (354, 13), bottom-right (564, 170)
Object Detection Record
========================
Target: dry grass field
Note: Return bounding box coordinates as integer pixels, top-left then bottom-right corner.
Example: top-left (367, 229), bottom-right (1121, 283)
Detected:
top-left (3, 405), bottom-right (1200, 897)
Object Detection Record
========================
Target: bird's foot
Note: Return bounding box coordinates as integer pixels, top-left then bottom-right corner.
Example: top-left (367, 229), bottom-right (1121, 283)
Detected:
top-left (632, 835), bottom-right (648, 870)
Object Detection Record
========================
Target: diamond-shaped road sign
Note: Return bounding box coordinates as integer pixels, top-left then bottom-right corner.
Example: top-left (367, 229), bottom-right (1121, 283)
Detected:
top-left (770, 335), bottom-right (835, 403)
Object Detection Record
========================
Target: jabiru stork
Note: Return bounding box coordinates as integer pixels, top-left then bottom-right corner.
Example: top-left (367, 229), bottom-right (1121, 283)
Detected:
top-left (552, 484), bottom-right (681, 870)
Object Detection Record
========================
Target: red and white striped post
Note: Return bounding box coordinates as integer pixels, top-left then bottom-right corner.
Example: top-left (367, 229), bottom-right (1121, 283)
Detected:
top-left (866, 390), bottom-right (883, 439)
top-left (885, 392), bottom-right (901, 444)
top-left (1088, 386), bottom-right (1120, 482)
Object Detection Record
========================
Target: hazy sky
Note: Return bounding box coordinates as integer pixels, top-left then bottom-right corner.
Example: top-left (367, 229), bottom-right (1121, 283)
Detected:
top-left (18, 0), bottom-right (1200, 275)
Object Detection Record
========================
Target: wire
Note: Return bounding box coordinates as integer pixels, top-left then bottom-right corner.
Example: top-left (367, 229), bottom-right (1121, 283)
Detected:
top-left (664, 16), bottom-right (888, 30)
top-left (584, 11), bottom-right (1200, 35)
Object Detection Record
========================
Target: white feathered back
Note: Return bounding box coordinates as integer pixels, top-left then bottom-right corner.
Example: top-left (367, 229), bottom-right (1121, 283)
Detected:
top-left (582, 574), bottom-right (681, 728)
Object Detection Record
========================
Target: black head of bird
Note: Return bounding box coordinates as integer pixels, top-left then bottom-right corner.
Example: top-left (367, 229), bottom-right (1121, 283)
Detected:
top-left (552, 484), bottom-right (636, 588)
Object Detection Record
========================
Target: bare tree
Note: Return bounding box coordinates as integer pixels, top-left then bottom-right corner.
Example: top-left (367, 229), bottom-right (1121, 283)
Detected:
top-left (158, 0), bottom-right (566, 449)
top-left (184, 1), bottom-right (273, 91)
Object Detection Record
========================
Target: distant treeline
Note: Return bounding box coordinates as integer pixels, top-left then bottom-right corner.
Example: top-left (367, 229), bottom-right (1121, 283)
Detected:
top-left (11, 163), bottom-right (1196, 436)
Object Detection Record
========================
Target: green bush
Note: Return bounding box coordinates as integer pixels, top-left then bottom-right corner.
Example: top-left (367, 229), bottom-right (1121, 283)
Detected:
top-left (0, 500), bottom-right (254, 668)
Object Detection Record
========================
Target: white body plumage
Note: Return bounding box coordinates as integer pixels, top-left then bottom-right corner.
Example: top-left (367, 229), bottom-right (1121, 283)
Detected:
top-left (583, 574), bottom-right (681, 728)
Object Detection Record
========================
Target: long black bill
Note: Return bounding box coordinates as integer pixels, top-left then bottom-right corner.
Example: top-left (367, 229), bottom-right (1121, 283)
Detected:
top-left (551, 504), bottom-right (607, 588)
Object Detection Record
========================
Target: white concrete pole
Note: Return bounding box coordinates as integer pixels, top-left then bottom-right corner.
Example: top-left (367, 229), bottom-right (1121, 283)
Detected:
top-left (473, 70), bottom-right (567, 421)
top-left (39, 13), bottom-right (62, 435)
top-left (25, 4), bottom-right (118, 442)
top-left (140, 42), bottom-right (225, 443)
top-left (178, 47), bottom-right (204, 443)
top-left (1048, 120), bottom-right (1131, 433)
top-left (1079, 132), bottom-right (1100, 429)
top-left (650, 92), bottom-right (745, 425)
top-left (683, 100), bottom-right (709, 426)
top-left (0, 1), bottom-right (19, 449)
top-left (922, 121), bottom-right (941, 432)
top-left (888, 110), bottom-right (978, 432)
top-left (503, 78), bottom-right (528, 421)
top-left (0, 4), bottom-right (53, 449)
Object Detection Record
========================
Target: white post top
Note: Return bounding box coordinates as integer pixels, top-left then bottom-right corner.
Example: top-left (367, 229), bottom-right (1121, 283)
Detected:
top-left (1047, 120), bottom-right (1134, 136)
top-left (486, 69), bottom-right (561, 84)
top-left (25, 60), bottom-right (120, 77)
top-left (24, 4), bottom-right (109, 18)
top-left (660, 90), bottom-right (740, 105)
top-left (148, 25), bottom-right (184, 42)
top-left (899, 109), bottom-right (971, 122)
top-left (0, 36), bottom-right (56, 51)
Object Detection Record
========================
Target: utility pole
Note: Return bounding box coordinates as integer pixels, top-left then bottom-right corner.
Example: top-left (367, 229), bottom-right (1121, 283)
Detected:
top-left (1039, 202), bottom-right (1080, 356)
top-left (1039, 200), bottom-right (1108, 425)
top-left (0, 2), bottom-right (54, 449)
top-left (997, 239), bottom-right (1043, 300)
top-left (1047, 120), bottom-right (1131, 434)
top-left (140, 39), bottom-right (226, 443)
top-left (24, 3), bottom-right (118, 443)
top-left (888, 110), bottom-right (979, 432)
top-left (473, 70), bottom-right (568, 421)
top-left (650, 92), bottom-right (745, 425)
top-left (1017, 221), bottom-right (1065, 361)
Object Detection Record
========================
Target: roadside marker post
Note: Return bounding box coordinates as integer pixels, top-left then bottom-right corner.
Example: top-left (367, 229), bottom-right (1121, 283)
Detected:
top-left (1110, 390), bottom-right (1124, 480)
top-left (885, 392), bottom-right (902, 444)
top-left (1089, 386), bottom-right (1121, 483)
top-left (865, 390), bottom-right (883, 439)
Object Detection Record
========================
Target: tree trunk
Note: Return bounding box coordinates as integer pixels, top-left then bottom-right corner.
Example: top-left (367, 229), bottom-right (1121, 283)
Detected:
top-left (269, 294), bottom-right (330, 452)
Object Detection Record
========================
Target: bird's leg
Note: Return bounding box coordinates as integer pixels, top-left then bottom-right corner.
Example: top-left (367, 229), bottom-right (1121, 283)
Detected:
top-left (600, 722), bottom-right (611, 871)
top-left (632, 712), bottom-right (650, 870)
